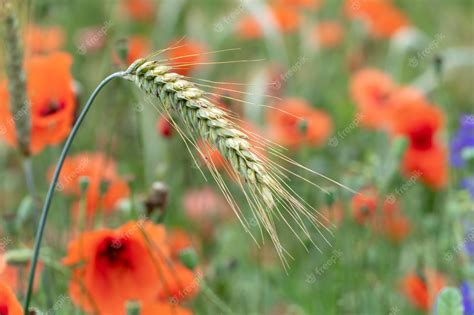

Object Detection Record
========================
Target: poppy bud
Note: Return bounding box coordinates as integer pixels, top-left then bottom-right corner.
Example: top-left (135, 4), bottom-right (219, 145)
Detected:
top-left (325, 189), bottom-right (336, 207)
top-left (433, 54), bottom-right (443, 76)
top-left (179, 247), bottom-right (198, 270)
top-left (126, 301), bottom-right (141, 315)
top-left (298, 119), bottom-right (308, 134)
top-left (79, 176), bottom-right (90, 194)
top-left (115, 38), bottom-right (129, 65)
top-left (99, 179), bottom-right (110, 196)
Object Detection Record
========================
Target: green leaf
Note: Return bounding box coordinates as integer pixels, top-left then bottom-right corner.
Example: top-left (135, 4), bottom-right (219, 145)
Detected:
top-left (435, 287), bottom-right (463, 315)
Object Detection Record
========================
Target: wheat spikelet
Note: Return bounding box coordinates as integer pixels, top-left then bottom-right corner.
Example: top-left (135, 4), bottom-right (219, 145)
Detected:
top-left (3, 2), bottom-right (31, 156)
top-left (123, 57), bottom-right (332, 266)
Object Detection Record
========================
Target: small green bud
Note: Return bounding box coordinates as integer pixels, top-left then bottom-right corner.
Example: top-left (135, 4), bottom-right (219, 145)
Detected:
top-left (99, 179), bottom-right (110, 195)
top-left (179, 247), bottom-right (199, 270)
top-left (79, 176), bottom-right (90, 194)
top-left (116, 39), bottom-right (129, 64)
top-left (324, 189), bottom-right (336, 207)
top-left (126, 301), bottom-right (141, 315)
top-left (433, 54), bottom-right (443, 76)
top-left (298, 119), bottom-right (308, 134)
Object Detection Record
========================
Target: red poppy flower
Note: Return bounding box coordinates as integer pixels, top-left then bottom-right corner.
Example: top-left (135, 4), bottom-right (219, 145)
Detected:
top-left (313, 21), bottom-right (345, 48)
top-left (389, 88), bottom-right (442, 143)
top-left (126, 36), bottom-right (152, 65)
top-left (166, 40), bottom-right (208, 76)
top-left (63, 221), bottom-right (200, 314)
top-left (237, 5), bottom-right (301, 39)
top-left (157, 264), bottom-right (201, 304)
top-left (351, 188), bottom-right (379, 225)
top-left (0, 281), bottom-right (23, 315)
top-left (344, 0), bottom-right (409, 38)
top-left (49, 152), bottom-right (130, 218)
top-left (63, 221), bottom-right (170, 314)
top-left (167, 229), bottom-right (194, 260)
top-left (352, 188), bottom-right (411, 241)
top-left (24, 24), bottom-right (65, 54)
top-left (401, 269), bottom-right (446, 311)
top-left (389, 88), bottom-right (447, 188)
top-left (350, 68), bottom-right (396, 129)
top-left (0, 52), bottom-right (76, 154)
top-left (401, 145), bottom-right (447, 189)
top-left (379, 211), bottom-right (411, 243)
top-left (122, 0), bottom-right (156, 21)
top-left (267, 98), bottom-right (332, 148)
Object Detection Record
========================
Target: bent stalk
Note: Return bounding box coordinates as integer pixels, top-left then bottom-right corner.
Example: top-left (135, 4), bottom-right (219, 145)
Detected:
top-left (23, 72), bottom-right (124, 314)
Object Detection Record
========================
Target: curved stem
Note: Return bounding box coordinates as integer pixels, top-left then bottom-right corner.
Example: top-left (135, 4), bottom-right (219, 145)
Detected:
top-left (23, 72), bottom-right (124, 313)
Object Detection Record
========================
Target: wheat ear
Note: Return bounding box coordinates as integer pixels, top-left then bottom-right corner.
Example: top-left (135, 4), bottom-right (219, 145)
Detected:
top-left (3, 2), bottom-right (31, 156)
top-left (126, 58), bottom-right (276, 202)
top-left (123, 58), bottom-right (332, 266)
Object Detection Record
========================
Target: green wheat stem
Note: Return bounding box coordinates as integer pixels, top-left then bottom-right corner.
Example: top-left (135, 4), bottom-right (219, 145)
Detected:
top-left (24, 157), bottom-right (54, 312)
top-left (23, 72), bottom-right (124, 314)
top-left (22, 158), bottom-right (40, 223)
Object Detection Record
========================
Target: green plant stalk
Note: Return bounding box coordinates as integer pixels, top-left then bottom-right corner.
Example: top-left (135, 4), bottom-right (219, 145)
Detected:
top-left (22, 158), bottom-right (41, 223)
top-left (4, 2), bottom-right (43, 253)
top-left (4, 3), bottom-right (31, 156)
top-left (23, 72), bottom-right (124, 314)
